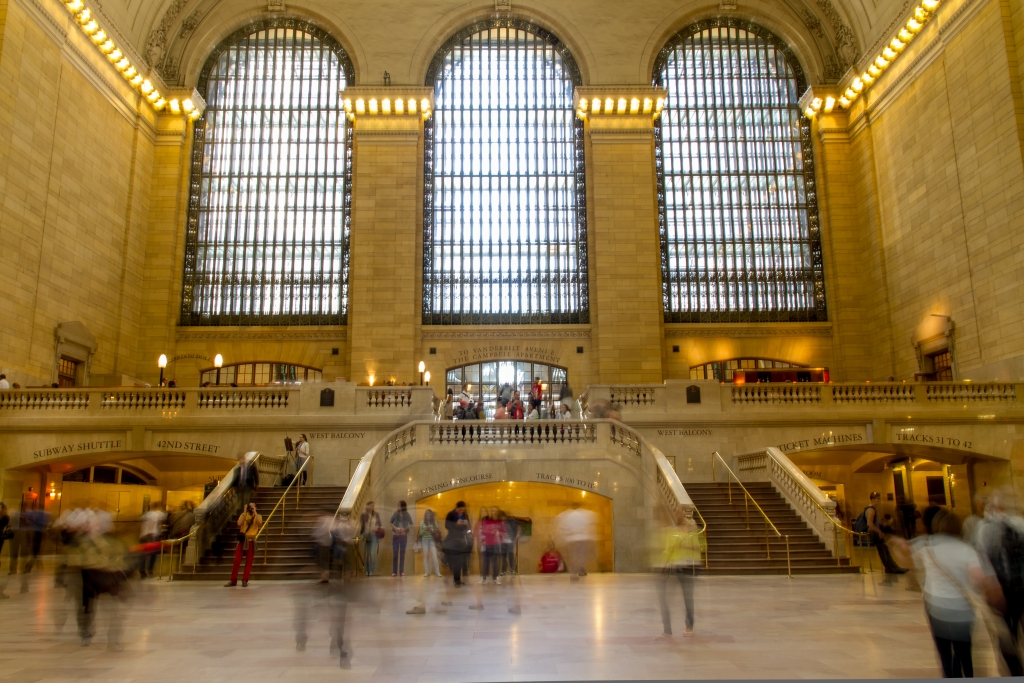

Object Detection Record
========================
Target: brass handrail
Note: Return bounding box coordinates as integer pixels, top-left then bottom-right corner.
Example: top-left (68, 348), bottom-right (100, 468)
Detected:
top-left (712, 451), bottom-right (791, 578)
top-left (157, 452), bottom-right (263, 580)
top-left (255, 454), bottom-right (314, 565)
top-left (745, 449), bottom-right (873, 571)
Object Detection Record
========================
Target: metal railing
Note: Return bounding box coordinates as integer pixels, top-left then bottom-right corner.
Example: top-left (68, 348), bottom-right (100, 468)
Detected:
top-left (255, 455), bottom-right (315, 564)
top-left (737, 448), bottom-right (873, 572)
top-left (712, 451), bottom-right (791, 578)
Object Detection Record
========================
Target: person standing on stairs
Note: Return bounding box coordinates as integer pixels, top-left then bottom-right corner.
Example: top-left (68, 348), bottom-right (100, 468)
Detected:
top-left (360, 502), bottom-right (383, 576)
top-left (225, 502), bottom-right (262, 587)
top-left (294, 434), bottom-right (310, 485)
top-left (390, 501), bottom-right (413, 577)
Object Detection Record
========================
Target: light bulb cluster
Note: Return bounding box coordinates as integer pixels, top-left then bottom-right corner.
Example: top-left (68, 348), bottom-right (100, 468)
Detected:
top-left (342, 97), bottom-right (433, 120)
top-left (60, 0), bottom-right (202, 118)
top-left (575, 95), bottom-right (664, 119)
top-left (805, 0), bottom-right (940, 117)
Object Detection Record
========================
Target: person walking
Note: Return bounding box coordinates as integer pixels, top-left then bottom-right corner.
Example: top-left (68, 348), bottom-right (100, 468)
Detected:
top-left (359, 502), bottom-right (382, 576)
top-left (0, 503), bottom-right (9, 597)
top-left (480, 507), bottom-right (504, 584)
top-left (654, 512), bottom-right (703, 640)
top-left (419, 509), bottom-right (442, 577)
top-left (225, 502), bottom-right (262, 587)
top-left (235, 453), bottom-right (259, 509)
top-left (910, 508), bottom-right (1001, 678)
top-left (390, 501), bottom-right (413, 577)
top-left (443, 501), bottom-right (472, 587)
top-left (856, 492), bottom-right (907, 574)
top-left (971, 487), bottom-right (1024, 676)
top-left (500, 510), bottom-right (519, 576)
top-left (138, 503), bottom-right (166, 579)
top-left (555, 503), bottom-right (598, 580)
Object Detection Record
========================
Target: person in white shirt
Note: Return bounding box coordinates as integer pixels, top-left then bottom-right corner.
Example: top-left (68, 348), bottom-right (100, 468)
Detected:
top-left (138, 503), bottom-right (167, 578)
top-left (295, 434), bottom-right (311, 485)
top-left (909, 508), bottom-right (1002, 678)
top-left (0, 374), bottom-right (9, 389)
top-left (555, 503), bottom-right (598, 580)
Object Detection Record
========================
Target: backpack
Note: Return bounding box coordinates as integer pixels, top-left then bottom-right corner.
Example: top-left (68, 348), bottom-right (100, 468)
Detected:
top-left (853, 505), bottom-right (873, 533)
top-left (998, 521), bottom-right (1024, 597)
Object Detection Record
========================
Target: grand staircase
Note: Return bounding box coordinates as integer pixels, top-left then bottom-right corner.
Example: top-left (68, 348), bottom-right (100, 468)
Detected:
top-left (175, 486), bottom-right (347, 581)
top-left (686, 482), bottom-right (858, 575)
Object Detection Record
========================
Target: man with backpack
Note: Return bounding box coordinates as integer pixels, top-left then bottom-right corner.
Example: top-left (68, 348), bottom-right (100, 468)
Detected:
top-left (853, 492), bottom-right (907, 574)
top-left (973, 487), bottom-right (1024, 676)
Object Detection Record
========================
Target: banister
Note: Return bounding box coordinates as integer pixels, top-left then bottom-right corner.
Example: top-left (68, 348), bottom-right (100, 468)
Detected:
top-left (254, 454), bottom-right (314, 564)
top-left (712, 451), bottom-right (790, 578)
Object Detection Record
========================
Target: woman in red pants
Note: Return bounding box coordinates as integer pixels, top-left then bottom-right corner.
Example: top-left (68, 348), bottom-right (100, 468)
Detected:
top-left (225, 502), bottom-right (262, 587)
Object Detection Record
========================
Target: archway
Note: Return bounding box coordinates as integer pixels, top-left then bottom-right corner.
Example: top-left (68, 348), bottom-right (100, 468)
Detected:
top-left (412, 481), bottom-right (613, 575)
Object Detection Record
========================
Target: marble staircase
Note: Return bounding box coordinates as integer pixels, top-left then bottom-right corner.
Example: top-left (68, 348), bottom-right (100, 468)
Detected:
top-left (174, 486), bottom-right (347, 581)
top-left (687, 482), bottom-right (858, 575)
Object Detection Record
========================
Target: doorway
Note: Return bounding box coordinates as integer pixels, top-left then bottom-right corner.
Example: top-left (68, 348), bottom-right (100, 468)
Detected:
top-left (415, 481), bottom-right (612, 575)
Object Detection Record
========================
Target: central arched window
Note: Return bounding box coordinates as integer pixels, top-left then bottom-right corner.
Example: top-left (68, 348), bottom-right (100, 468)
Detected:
top-left (180, 20), bottom-right (354, 326)
top-left (654, 19), bottom-right (826, 323)
top-left (423, 20), bottom-right (588, 325)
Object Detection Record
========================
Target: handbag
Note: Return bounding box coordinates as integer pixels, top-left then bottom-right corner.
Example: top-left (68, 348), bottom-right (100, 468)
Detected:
top-left (374, 527), bottom-right (385, 539)
top-left (236, 515), bottom-right (255, 543)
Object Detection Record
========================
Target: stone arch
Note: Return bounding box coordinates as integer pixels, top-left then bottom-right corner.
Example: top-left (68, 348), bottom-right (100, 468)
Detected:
top-left (409, 0), bottom-right (595, 87)
top-left (148, 1), bottom-right (367, 87)
top-left (640, 1), bottom-right (849, 86)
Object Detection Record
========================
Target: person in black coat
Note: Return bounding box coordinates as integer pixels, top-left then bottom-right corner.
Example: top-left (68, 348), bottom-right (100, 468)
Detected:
top-left (235, 454), bottom-right (260, 509)
top-left (443, 502), bottom-right (472, 586)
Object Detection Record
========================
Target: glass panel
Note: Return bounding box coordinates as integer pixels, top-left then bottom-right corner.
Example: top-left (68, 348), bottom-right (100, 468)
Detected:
top-left (516, 362), bottom-right (532, 386)
top-left (181, 23), bottom-right (353, 326)
top-left (423, 22), bottom-right (588, 325)
top-left (481, 362), bottom-right (497, 383)
top-left (656, 22), bottom-right (825, 323)
top-left (464, 365), bottom-right (480, 383)
top-left (93, 466), bottom-right (118, 484)
top-left (254, 364), bottom-right (271, 385)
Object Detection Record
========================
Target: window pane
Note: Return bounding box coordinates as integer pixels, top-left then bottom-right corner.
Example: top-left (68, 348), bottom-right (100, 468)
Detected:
top-left (423, 22), bottom-right (588, 324)
top-left (655, 21), bottom-right (826, 323)
top-left (181, 22), bottom-right (354, 326)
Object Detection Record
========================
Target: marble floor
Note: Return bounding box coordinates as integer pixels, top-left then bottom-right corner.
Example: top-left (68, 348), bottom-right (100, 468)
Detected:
top-left (0, 564), bottom-right (1000, 682)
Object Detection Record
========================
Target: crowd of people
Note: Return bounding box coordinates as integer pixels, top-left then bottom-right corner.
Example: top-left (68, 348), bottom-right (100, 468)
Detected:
top-left (442, 378), bottom-right (576, 421)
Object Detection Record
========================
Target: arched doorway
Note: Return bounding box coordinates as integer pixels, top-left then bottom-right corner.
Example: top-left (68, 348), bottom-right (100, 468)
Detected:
top-left (445, 360), bottom-right (569, 418)
top-left (413, 481), bottom-right (612, 575)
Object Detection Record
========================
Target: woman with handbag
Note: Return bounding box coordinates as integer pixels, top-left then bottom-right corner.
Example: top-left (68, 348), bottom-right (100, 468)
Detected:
top-left (360, 502), bottom-right (383, 576)
top-left (419, 509), bottom-right (442, 577)
top-left (225, 502), bottom-right (262, 587)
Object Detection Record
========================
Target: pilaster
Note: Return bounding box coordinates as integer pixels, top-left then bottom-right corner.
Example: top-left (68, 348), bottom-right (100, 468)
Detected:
top-left (346, 87), bottom-right (432, 386)
top-left (577, 87), bottom-right (665, 383)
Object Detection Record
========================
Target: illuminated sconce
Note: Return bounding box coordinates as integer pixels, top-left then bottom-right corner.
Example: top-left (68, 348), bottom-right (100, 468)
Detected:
top-left (899, 28), bottom-right (914, 42)
top-left (616, 97), bottom-right (627, 114)
top-left (591, 97), bottom-right (600, 113)
top-left (382, 98), bottom-right (391, 114)
top-left (424, 371), bottom-right (431, 386)
top-left (355, 98), bottom-right (365, 114)
top-left (882, 47), bottom-right (898, 60)
top-left (91, 30), bottom-right (106, 43)
top-left (629, 97), bottom-right (640, 114)
top-left (823, 96), bottom-right (836, 113)
top-left (158, 354), bottom-right (168, 387)
top-left (643, 98), bottom-right (653, 114)
top-left (214, 354), bottom-right (223, 368)
top-left (921, 0), bottom-right (939, 10)
top-left (868, 64), bottom-right (882, 77)
top-left (890, 37), bottom-right (906, 51)
top-left (419, 361), bottom-right (426, 386)
top-left (851, 78), bottom-right (864, 93)
top-left (604, 97), bottom-right (614, 113)
top-left (369, 98), bottom-right (378, 114)
top-left (395, 98), bottom-right (404, 114)
top-left (368, 374), bottom-right (375, 386)
top-left (861, 72), bottom-right (874, 85)
top-left (169, 99), bottom-right (181, 114)
top-left (408, 98), bottom-right (417, 113)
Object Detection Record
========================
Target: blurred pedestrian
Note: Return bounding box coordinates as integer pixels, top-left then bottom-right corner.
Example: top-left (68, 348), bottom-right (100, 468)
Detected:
top-left (138, 503), bottom-right (166, 579)
top-left (225, 502), bottom-right (261, 587)
top-left (443, 501), bottom-right (472, 587)
top-left (419, 509), bottom-right (442, 577)
top-left (360, 501), bottom-right (382, 576)
top-left (0, 503), bottom-right (9, 597)
top-left (855, 492), bottom-right (906, 574)
top-left (653, 511), bottom-right (704, 640)
top-left (972, 487), bottom-right (1024, 676)
top-left (556, 502), bottom-right (598, 580)
top-left (910, 508), bottom-right (1002, 677)
top-left (500, 510), bottom-right (519, 576)
top-left (390, 500), bottom-right (413, 577)
top-left (312, 510), bottom-right (334, 583)
top-left (235, 453), bottom-right (259, 509)
top-left (480, 506), bottom-right (504, 584)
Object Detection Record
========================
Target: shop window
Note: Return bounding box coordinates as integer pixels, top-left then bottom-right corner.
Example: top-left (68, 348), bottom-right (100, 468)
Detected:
top-left (58, 357), bottom-right (80, 387)
top-left (926, 476), bottom-right (947, 505)
top-left (120, 471), bottom-right (146, 486)
top-left (92, 466), bottom-right (118, 484)
top-left (689, 358), bottom-right (802, 381)
top-left (930, 351), bottom-right (953, 381)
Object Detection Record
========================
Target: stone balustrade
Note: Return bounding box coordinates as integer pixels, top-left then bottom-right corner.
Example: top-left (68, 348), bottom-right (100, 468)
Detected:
top-left (586, 380), bottom-right (1023, 417)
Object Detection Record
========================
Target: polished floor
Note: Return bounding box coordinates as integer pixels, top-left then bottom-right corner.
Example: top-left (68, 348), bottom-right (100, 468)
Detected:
top-left (0, 562), bottom-right (1000, 682)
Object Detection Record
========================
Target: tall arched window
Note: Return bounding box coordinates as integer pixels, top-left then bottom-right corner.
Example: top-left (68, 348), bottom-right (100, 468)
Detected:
top-left (180, 20), bottom-right (354, 326)
top-left (423, 20), bottom-right (588, 325)
top-left (654, 20), bottom-right (826, 323)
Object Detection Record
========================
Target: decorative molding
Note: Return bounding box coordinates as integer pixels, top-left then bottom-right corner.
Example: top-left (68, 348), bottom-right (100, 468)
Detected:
top-left (13, 0), bottom-right (140, 125)
top-left (813, 0), bottom-right (859, 70)
top-left (588, 128), bottom-right (654, 143)
top-left (420, 328), bottom-right (591, 340)
top-left (176, 330), bottom-right (348, 341)
top-left (353, 129), bottom-right (420, 144)
top-left (665, 324), bottom-right (833, 338)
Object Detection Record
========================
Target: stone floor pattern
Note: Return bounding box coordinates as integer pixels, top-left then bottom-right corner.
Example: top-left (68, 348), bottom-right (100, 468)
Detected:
top-left (0, 567), bottom-right (999, 682)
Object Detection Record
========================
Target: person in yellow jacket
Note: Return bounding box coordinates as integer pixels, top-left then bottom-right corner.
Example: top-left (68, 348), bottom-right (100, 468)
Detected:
top-left (226, 502), bottom-right (262, 587)
top-left (652, 511), bottom-right (705, 640)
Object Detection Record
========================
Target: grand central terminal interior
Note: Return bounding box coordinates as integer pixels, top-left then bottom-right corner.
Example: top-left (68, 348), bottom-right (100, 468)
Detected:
top-left (1, 0), bottom-right (1024, 678)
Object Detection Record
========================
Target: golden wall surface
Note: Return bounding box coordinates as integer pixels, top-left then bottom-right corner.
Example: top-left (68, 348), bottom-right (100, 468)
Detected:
top-left (1, 0), bottom-right (1024, 391)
